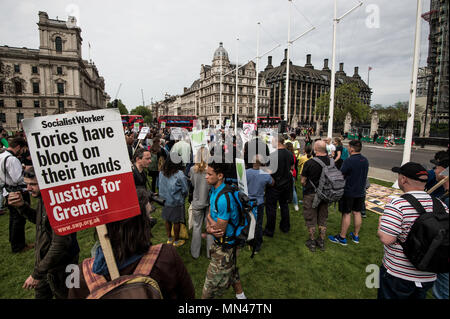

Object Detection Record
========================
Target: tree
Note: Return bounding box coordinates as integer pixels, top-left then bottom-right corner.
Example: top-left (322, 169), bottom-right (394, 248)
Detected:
top-left (130, 105), bottom-right (153, 125)
top-left (315, 83), bottom-right (371, 124)
top-left (107, 99), bottom-right (128, 115)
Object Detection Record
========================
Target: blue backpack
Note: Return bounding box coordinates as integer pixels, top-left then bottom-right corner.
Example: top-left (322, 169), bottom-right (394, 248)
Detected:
top-left (213, 184), bottom-right (258, 257)
top-left (341, 147), bottom-right (349, 161)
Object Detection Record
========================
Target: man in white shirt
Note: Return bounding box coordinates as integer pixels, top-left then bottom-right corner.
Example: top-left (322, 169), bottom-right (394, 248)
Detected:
top-left (0, 137), bottom-right (31, 253)
top-left (324, 137), bottom-right (336, 158)
top-left (377, 162), bottom-right (449, 299)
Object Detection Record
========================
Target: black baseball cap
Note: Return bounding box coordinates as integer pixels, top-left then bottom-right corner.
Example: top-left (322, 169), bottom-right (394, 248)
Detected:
top-left (392, 162), bottom-right (428, 182)
top-left (430, 151), bottom-right (449, 168)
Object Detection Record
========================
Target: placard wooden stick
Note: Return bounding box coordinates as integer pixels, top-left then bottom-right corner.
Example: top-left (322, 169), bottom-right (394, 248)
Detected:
top-left (96, 225), bottom-right (120, 280)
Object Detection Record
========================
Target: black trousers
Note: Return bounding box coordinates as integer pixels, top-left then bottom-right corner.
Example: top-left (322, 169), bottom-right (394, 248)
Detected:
top-left (7, 191), bottom-right (30, 253)
top-left (264, 186), bottom-right (291, 236)
top-left (148, 171), bottom-right (159, 193)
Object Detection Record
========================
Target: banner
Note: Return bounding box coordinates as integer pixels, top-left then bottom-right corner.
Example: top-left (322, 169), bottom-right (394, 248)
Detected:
top-left (22, 109), bottom-right (140, 235)
top-left (235, 158), bottom-right (248, 195)
top-left (138, 126), bottom-right (150, 140)
top-left (190, 129), bottom-right (208, 156)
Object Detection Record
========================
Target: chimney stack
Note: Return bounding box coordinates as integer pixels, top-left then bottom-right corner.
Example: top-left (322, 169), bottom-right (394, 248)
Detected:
top-left (353, 66), bottom-right (361, 79)
top-left (323, 58), bottom-right (330, 71)
top-left (339, 62), bottom-right (344, 72)
top-left (265, 56), bottom-right (274, 71)
top-left (304, 54), bottom-right (314, 69)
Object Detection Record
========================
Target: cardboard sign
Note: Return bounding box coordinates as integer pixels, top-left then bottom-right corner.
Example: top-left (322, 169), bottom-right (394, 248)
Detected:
top-left (170, 127), bottom-right (186, 141)
top-left (22, 109), bottom-right (140, 235)
top-left (138, 127), bottom-right (150, 140)
top-left (235, 158), bottom-right (248, 196)
top-left (190, 129), bottom-right (208, 156)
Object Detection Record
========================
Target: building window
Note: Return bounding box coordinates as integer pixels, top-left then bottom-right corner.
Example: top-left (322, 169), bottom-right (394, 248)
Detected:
top-left (0, 81), bottom-right (3, 93)
top-left (0, 113), bottom-right (6, 123)
top-left (55, 37), bottom-right (62, 52)
top-left (15, 81), bottom-right (22, 94)
top-left (34, 100), bottom-right (40, 108)
top-left (17, 113), bottom-right (24, 123)
top-left (57, 67), bottom-right (63, 75)
top-left (57, 83), bottom-right (64, 94)
top-left (32, 66), bottom-right (38, 74)
top-left (58, 100), bottom-right (64, 110)
top-left (16, 100), bottom-right (23, 108)
top-left (14, 64), bottom-right (20, 73)
top-left (33, 82), bottom-right (40, 94)
top-left (34, 113), bottom-right (41, 117)
top-left (0, 100), bottom-right (3, 108)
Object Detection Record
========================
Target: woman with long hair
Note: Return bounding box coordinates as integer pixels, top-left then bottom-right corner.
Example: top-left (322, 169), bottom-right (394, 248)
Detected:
top-left (189, 147), bottom-right (214, 259)
top-left (158, 152), bottom-right (189, 247)
top-left (148, 136), bottom-right (167, 192)
top-left (285, 142), bottom-right (300, 211)
top-left (68, 188), bottom-right (195, 299)
top-left (333, 137), bottom-right (343, 170)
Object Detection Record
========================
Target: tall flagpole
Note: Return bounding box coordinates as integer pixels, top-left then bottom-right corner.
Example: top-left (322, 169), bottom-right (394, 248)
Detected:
top-left (235, 38), bottom-right (239, 135)
top-left (327, 0), bottom-right (338, 138)
top-left (284, 0), bottom-right (292, 125)
top-left (327, 0), bottom-right (363, 138)
top-left (402, 0), bottom-right (422, 165)
top-left (255, 22), bottom-right (260, 124)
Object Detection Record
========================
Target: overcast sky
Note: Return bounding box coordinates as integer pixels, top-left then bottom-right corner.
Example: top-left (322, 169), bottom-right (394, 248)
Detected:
top-left (1, 0), bottom-right (431, 111)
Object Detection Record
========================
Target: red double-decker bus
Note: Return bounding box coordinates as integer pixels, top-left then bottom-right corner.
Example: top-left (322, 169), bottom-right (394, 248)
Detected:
top-left (158, 115), bottom-right (198, 131)
top-left (121, 114), bottom-right (144, 129)
top-left (257, 116), bottom-right (281, 128)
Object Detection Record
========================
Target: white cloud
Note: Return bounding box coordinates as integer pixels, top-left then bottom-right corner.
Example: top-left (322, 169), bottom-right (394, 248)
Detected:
top-left (0, 0), bottom-right (432, 110)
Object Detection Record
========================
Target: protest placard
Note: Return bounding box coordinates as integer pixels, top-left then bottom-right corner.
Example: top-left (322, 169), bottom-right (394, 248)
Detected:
top-left (235, 158), bottom-right (248, 195)
top-left (190, 129), bottom-right (208, 156)
top-left (170, 127), bottom-right (186, 141)
top-left (138, 127), bottom-right (150, 140)
top-left (22, 109), bottom-right (141, 236)
top-left (161, 121), bottom-right (166, 129)
top-left (133, 122), bottom-right (140, 133)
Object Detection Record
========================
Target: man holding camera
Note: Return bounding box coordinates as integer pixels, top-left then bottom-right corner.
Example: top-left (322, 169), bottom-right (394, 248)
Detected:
top-left (0, 137), bottom-right (31, 253)
top-left (8, 166), bottom-right (80, 299)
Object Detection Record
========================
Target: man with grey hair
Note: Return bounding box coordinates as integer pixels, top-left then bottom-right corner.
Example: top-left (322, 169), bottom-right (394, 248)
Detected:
top-left (300, 140), bottom-right (330, 252)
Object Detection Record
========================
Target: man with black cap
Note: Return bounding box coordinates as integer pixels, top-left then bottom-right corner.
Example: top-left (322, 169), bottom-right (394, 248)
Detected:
top-left (377, 162), bottom-right (449, 299)
top-left (425, 150), bottom-right (449, 198)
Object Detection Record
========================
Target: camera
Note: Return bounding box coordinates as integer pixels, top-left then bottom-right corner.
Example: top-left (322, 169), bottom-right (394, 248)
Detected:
top-left (148, 191), bottom-right (165, 206)
top-left (5, 185), bottom-right (25, 193)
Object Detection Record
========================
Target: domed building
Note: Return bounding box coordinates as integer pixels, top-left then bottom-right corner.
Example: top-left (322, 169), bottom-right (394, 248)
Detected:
top-left (194, 42), bottom-right (270, 127)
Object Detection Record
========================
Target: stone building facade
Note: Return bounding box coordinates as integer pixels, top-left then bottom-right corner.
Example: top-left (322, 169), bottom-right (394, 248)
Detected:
top-left (0, 11), bottom-right (109, 131)
top-left (262, 50), bottom-right (371, 127)
top-left (196, 42), bottom-right (270, 126)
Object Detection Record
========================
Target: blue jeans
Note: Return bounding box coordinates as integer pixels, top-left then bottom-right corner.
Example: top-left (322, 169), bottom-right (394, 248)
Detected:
top-left (432, 273), bottom-right (449, 299)
top-left (377, 264), bottom-right (434, 299)
top-left (292, 178), bottom-right (298, 205)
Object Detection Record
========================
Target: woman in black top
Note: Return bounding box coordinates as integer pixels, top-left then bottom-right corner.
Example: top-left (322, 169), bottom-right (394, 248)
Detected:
top-left (333, 137), bottom-right (344, 170)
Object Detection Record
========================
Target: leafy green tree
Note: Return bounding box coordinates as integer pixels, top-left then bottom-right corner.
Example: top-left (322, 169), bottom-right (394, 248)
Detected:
top-left (315, 83), bottom-right (370, 124)
top-left (130, 105), bottom-right (153, 125)
top-left (107, 99), bottom-right (129, 115)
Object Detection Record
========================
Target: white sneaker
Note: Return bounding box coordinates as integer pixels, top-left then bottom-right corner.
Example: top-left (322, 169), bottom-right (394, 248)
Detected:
top-left (294, 205), bottom-right (299, 211)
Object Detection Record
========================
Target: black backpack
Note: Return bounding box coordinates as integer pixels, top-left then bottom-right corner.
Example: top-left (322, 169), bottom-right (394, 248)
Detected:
top-left (400, 194), bottom-right (449, 273)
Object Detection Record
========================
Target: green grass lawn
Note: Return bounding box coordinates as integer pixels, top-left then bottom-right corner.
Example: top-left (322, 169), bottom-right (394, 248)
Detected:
top-left (0, 180), bottom-right (386, 299)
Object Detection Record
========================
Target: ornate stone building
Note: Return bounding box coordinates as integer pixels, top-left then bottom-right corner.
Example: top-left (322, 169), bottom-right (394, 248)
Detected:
top-left (196, 42), bottom-right (270, 126)
top-left (0, 11), bottom-right (109, 131)
top-left (262, 50), bottom-right (371, 127)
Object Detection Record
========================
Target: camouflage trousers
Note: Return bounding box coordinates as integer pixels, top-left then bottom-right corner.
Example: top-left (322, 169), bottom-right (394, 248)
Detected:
top-left (201, 242), bottom-right (240, 299)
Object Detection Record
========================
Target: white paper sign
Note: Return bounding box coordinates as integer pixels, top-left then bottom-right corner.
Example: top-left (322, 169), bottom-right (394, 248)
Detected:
top-left (138, 127), bottom-right (150, 140)
top-left (190, 129), bottom-right (208, 156)
top-left (235, 158), bottom-right (248, 196)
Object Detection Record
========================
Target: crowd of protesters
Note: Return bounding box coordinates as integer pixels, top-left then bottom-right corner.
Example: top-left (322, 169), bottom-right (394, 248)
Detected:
top-left (0, 122), bottom-right (448, 300)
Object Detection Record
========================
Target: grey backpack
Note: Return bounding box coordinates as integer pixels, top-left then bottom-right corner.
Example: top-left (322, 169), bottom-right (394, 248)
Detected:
top-left (310, 157), bottom-right (345, 208)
